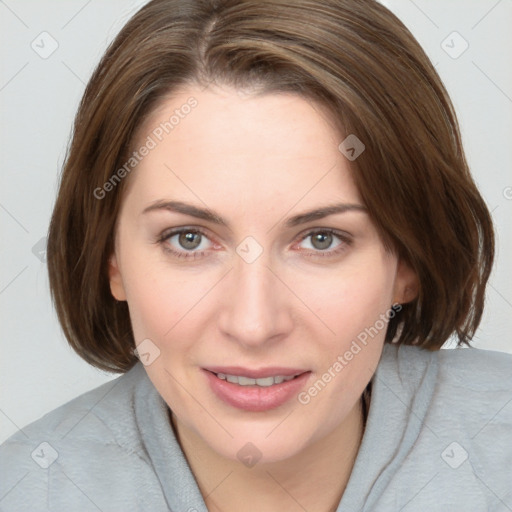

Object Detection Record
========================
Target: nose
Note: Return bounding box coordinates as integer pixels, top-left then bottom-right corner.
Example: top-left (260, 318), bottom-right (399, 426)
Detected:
top-left (217, 254), bottom-right (294, 350)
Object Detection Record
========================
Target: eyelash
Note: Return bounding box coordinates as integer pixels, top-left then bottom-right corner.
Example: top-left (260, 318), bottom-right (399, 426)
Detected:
top-left (156, 227), bottom-right (352, 261)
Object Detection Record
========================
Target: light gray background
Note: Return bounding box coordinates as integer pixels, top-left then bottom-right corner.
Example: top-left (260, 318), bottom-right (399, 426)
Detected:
top-left (1, 0), bottom-right (511, 444)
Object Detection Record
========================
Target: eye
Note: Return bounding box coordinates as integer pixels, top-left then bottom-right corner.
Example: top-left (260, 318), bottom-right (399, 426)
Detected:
top-left (158, 228), bottom-right (215, 259)
top-left (296, 229), bottom-right (350, 257)
top-left (305, 231), bottom-right (335, 250)
top-left (174, 231), bottom-right (206, 251)
top-left (156, 227), bottom-right (351, 261)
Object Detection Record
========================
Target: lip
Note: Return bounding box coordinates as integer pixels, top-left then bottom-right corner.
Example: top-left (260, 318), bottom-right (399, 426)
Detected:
top-left (204, 366), bottom-right (308, 379)
top-left (203, 367), bottom-right (311, 412)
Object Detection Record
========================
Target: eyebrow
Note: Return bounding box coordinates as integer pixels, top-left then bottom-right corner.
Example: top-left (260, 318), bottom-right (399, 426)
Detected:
top-left (141, 200), bottom-right (367, 228)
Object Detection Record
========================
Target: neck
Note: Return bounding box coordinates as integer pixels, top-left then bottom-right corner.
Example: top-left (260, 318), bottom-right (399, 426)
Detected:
top-left (171, 397), bottom-right (366, 512)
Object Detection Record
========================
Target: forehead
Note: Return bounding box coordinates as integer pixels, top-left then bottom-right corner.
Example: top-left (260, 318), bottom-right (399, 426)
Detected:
top-left (125, 85), bottom-right (362, 212)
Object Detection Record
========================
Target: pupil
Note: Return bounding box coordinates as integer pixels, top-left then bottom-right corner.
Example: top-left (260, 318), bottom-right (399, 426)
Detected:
top-left (312, 232), bottom-right (332, 250)
top-left (179, 232), bottom-right (201, 250)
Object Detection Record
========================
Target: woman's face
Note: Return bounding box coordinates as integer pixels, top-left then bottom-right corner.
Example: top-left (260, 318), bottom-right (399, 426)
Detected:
top-left (109, 84), bottom-right (416, 463)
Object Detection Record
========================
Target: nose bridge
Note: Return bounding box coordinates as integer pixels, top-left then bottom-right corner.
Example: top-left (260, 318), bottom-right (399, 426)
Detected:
top-left (218, 250), bottom-right (291, 346)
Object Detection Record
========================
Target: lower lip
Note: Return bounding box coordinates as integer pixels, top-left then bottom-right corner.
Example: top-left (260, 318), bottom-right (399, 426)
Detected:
top-left (204, 370), bottom-right (311, 412)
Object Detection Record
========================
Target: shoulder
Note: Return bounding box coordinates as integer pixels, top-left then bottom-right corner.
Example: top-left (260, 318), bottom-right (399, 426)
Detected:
top-left (388, 343), bottom-right (512, 431)
top-left (378, 343), bottom-right (512, 450)
top-left (369, 344), bottom-right (512, 508)
top-left (2, 363), bottom-right (142, 447)
top-left (0, 364), bottom-right (165, 510)
top-left (381, 342), bottom-right (512, 391)
top-left (429, 346), bottom-right (512, 453)
top-left (436, 344), bottom-right (512, 388)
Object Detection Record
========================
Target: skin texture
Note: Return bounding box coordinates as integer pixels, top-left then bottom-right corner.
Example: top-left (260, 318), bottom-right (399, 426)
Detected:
top-left (108, 84), bottom-right (418, 511)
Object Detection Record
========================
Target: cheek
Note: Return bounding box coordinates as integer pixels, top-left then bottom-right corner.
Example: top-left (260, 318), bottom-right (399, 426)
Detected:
top-left (119, 249), bottom-right (182, 340)
top-left (121, 252), bottom-right (220, 349)
top-left (292, 256), bottom-right (395, 428)
top-left (294, 250), bottom-right (397, 341)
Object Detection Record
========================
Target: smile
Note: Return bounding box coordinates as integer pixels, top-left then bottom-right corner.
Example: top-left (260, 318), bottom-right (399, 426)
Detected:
top-left (203, 367), bottom-right (311, 411)
top-left (213, 372), bottom-right (299, 387)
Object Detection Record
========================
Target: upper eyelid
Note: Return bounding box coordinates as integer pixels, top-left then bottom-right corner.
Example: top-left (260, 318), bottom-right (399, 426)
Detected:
top-left (295, 226), bottom-right (352, 240)
top-left (161, 227), bottom-right (215, 246)
top-left (160, 226), bottom-right (227, 247)
top-left (293, 230), bottom-right (351, 252)
top-left (160, 226), bottom-right (351, 250)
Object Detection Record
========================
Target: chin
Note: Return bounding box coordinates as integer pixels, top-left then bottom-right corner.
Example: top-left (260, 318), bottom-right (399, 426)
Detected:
top-left (201, 413), bottom-right (320, 465)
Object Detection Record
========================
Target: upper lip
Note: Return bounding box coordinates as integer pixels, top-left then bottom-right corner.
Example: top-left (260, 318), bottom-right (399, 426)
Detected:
top-left (204, 366), bottom-right (309, 379)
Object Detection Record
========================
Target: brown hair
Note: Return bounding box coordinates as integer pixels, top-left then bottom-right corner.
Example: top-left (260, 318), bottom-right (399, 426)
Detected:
top-left (47, 0), bottom-right (494, 372)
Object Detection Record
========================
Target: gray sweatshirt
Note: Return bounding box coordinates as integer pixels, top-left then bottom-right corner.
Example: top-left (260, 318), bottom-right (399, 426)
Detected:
top-left (1, 343), bottom-right (511, 511)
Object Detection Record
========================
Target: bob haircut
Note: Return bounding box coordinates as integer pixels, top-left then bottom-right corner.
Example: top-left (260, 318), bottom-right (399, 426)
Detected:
top-left (47, 0), bottom-right (494, 373)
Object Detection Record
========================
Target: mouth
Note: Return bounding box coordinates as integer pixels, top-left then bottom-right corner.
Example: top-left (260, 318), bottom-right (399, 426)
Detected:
top-left (211, 372), bottom-right (300, 387)
top-left (204, 365), bottom-right (308, 385)
top-left (203, 367), bottom-right (311, 411)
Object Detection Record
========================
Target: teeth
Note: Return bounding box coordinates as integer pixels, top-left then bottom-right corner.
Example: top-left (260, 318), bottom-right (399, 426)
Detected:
top-left (252, 376), bottom-right (274, 387)
top-left (215, 373), bottom-right (297, 386)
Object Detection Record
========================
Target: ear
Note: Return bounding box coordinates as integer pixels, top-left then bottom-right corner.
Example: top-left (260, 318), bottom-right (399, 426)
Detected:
top-left (392, 258), bottom-right (419, 305)
top-left (108, 253), bottom-right (127, 301)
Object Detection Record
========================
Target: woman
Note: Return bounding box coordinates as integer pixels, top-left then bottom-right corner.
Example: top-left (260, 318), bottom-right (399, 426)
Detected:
top-left (1, 0), bottom-right (510, 510)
